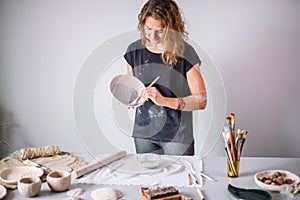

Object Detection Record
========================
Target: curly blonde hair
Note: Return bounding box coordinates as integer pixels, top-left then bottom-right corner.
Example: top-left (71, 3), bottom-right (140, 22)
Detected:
top-left (138, 0), bottom-right (188, 66)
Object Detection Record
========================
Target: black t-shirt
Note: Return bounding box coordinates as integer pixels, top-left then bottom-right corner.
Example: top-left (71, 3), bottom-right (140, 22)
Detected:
top-left (124, 40), bottom-right (201, 144)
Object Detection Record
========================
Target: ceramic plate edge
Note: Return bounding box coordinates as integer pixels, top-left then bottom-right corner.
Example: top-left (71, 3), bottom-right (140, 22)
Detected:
top-left (0, 185), bottom-right (7, 199)
top-left (0, 166), bottom-right (44, 185)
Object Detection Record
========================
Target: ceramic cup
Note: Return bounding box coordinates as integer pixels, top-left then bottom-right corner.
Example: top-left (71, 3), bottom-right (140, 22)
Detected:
top-left (17, 176), bottom-right (41, 197)
top-left (46, 170), bottom-right (71, 192)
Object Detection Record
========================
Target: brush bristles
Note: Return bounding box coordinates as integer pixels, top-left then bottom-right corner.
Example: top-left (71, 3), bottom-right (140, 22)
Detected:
top-left (226, 117), bottom-right (231, 124)
top-left (243, 130), bottom-right (248, 136)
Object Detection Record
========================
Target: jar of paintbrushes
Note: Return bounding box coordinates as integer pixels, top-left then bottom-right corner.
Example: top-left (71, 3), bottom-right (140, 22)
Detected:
top-left (222, 113), bottom-right (248, 178)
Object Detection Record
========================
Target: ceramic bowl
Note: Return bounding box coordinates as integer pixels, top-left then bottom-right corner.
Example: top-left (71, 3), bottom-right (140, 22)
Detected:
top-left (17, 176), bottom-right (41, 197)
top-left (109, 74), bottom-right (144, 106)
top-left (254, 169), bottom-right (300, 191)
top-left (46, 170), bottom-right (71, 192)
top-left (137, 153), bottom-right (161, 169)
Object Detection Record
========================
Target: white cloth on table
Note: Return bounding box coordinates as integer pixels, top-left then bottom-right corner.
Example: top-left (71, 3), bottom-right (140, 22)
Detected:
top-left (73, 154), bottom-right (203, 187)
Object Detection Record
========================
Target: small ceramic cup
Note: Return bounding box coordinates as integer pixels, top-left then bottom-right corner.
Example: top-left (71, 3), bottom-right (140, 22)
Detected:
top-left (46, 170), bottom-right (71, 192)
top-left (17, 176), bottom-right (41, 197)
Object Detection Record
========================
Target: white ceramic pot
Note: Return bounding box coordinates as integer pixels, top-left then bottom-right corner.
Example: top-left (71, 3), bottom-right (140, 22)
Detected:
top-left (46, 170), bottom-right (71, 192)
top-left (17, 176), bottom-right (41, 197)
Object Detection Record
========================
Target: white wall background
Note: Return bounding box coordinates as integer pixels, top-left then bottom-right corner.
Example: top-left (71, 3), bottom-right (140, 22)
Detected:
top-left (1, 0), bottom-right (300, 158)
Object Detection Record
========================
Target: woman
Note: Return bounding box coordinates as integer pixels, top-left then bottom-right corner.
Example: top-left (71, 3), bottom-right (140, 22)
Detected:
top-left (124, 0), bottom-right (207, 155)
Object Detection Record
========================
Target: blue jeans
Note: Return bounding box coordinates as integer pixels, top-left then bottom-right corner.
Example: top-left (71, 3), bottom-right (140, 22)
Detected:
top-left (134, 137), bottom-right (194, 156)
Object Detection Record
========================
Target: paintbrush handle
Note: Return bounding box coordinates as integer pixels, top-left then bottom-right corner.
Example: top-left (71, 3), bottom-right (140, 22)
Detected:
top-left (225, 147), bottom-right (238, 176)
top-left (239, 138), bottom-right (246, 159)
top-left (148, 76), bottom-right (160, 87)
top-left (229, 132), bottom-right (236, 162)
top-left (189, 172), bottom-right (199, 184)
top-left (197, 188), bottom-right (205, 200)
top-left (188, 173), bottom-right (193, 185)
top-left (198, 172), bottom-right (217, 182)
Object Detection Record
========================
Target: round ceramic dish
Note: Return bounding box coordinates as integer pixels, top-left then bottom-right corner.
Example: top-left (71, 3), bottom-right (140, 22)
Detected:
top-left (0, 185), bottom-right (7, 199)
top-left (254, 170), bottom-right (300, 191)
top-left (0, 166), bottom-right (44, 185)
top-left (109, 74), bottom-right (144, 107)
top-left (91, 188), bottom-right (123, 200)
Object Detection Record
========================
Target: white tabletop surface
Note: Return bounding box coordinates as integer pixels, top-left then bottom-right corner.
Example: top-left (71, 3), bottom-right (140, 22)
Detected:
top-left (2, 156), bottom-right (300, 200)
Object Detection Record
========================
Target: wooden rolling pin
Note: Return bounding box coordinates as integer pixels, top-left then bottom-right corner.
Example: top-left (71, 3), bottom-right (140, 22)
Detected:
top-left (73, 150), bottom-right (127, 178)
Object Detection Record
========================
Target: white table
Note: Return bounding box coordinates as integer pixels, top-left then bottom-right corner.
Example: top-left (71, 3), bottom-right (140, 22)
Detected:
top-left (3, 156), bottom-right (300, 200)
